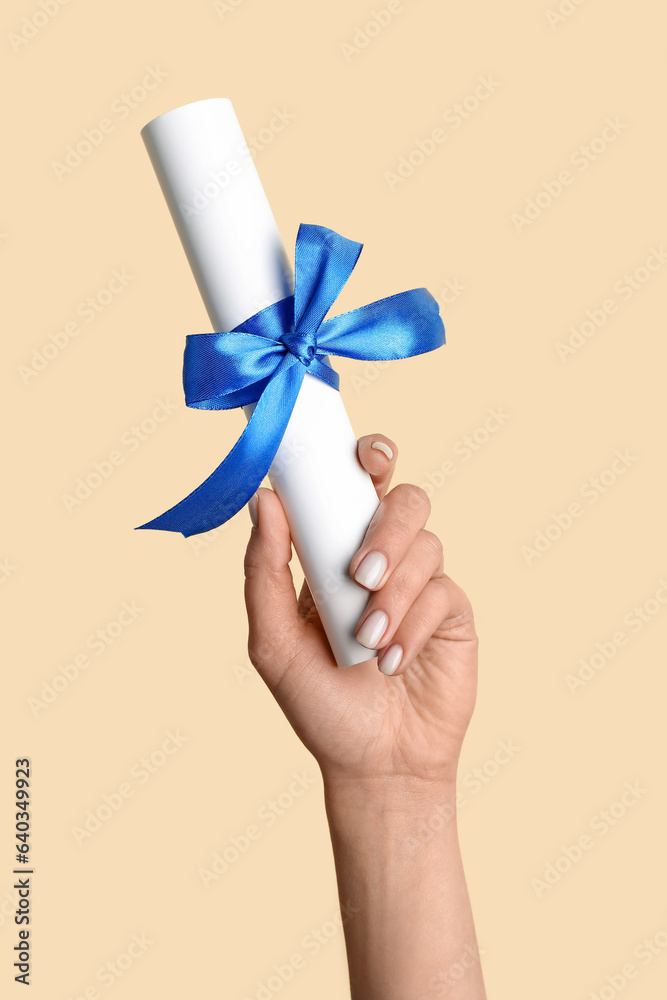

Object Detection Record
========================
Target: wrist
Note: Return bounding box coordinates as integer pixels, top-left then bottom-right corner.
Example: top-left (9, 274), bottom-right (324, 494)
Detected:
top-left (321, 769), bottom-right (459, 817)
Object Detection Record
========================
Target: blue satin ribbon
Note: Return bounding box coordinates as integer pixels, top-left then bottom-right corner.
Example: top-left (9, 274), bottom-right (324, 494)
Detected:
top-left (137, 223), bottom-right (445, 537)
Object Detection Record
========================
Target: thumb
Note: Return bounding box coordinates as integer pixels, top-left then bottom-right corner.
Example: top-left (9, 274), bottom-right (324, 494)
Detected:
top-left (243, 487), bottom-right (305, 682)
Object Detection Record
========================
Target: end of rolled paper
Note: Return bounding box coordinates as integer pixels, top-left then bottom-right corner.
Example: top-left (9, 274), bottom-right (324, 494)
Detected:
top-left (140, 97), bottom-right (234, 139)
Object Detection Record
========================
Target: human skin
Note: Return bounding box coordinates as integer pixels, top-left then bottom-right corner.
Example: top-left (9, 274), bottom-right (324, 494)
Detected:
top-left (244, 433), bottom-right (486, 1000)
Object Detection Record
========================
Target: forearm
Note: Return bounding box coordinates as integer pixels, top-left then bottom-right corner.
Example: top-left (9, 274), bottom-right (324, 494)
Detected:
top-left (323, 774), bottom-right (486, 1000)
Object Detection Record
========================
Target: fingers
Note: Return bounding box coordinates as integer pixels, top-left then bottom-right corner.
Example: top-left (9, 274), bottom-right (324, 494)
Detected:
top-left (293, 433), bottom-right (397, 622)
top-left (249, 431), bottom-right (397, 641)
top-left (376, 575), bottom-right (475, 676)
top-left (349, 483), bottom-right (432, 590)
top-left (357, 433), bottom-right (397, 500)
top-left (354, 528), bottom-right (444, 651)
top-left (348, 468), bottom-right (475, 678)
top-left (244, 488), bottom-right (305, 679)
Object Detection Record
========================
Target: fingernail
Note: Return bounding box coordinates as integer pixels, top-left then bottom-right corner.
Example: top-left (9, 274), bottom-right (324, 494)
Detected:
top-left (354, 551), bottom-right (387, 589)
top-left (248, 493), bottom-right (259, 528)
top-left (371, 441), bottom-right (393, 461)
top-left (378, 644), bottom-right (403, 675)
top-left (356, 610), bottom-right (388, 649)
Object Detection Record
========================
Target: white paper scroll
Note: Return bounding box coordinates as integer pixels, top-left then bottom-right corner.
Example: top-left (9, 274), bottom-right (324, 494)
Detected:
top-left (141, 98), bottom-right (381, 667)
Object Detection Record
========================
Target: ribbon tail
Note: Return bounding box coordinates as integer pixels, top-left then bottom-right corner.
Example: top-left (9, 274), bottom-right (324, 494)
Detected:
top-left (135, 357), bottom-right (306, 537)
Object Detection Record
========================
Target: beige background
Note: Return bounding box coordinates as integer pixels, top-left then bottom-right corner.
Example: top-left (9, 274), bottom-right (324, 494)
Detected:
top-left (2, 0), bottom-right (666, 996)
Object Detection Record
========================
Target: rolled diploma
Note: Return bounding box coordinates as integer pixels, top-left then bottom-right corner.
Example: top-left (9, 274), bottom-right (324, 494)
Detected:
top-left (141, 98), bottom-right (381, 667)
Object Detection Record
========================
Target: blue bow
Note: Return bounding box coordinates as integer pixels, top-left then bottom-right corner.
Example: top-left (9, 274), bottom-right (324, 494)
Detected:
top-left (136, 223), bottom-right (445, 537)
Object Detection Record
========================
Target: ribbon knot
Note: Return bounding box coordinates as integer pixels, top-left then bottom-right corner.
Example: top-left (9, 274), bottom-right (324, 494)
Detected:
top-left (281, 330), bottom-right (316, 367)
top-left (137, 223), bottom-right (445, 538)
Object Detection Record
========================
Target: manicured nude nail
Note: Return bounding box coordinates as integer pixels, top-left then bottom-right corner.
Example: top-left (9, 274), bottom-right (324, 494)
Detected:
top-left (356, 610), bottom-right (388, 649)
top-left (371, 441), bottom-right (393, 461)
top-left (354, 551), bottom-right (388, 589)
top-left (248, 493), bottom-right (259, 527)
top-left (379, 644), bottom-right (403, 675)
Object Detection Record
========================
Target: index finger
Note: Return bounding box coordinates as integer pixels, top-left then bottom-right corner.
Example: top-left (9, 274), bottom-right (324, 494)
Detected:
top-left (357, 433), bottom-right (397, 501)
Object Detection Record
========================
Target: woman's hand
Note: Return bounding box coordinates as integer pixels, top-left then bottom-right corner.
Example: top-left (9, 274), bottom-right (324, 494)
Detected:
top-left (244, 436), bottom-right (487, 999)
top-left (244, 433), bottom-right (479, 791)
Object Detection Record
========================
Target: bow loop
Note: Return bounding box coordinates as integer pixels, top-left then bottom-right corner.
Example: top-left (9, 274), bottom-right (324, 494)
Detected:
top-left (293, 224), bottom-right (363, 334)
top-left (136, 224), bottom-right (445, 537)
top-left (183, 331), bottom-right (285, 410)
